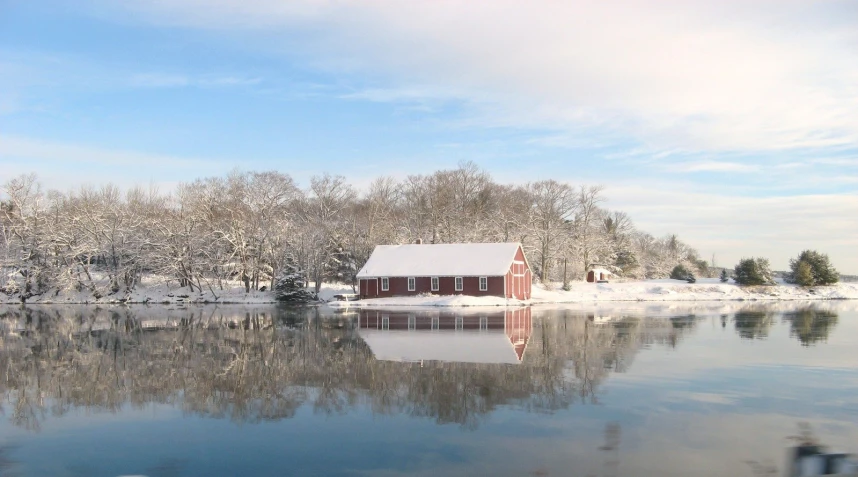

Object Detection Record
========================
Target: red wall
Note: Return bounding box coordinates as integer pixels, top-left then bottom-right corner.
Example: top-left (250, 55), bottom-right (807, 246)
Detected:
top-left (360, 276), bottom-right (505, 298)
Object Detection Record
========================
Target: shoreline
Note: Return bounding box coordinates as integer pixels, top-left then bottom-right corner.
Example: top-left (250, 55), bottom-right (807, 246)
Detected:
top-left (1, 278), bottom-right (856, 306)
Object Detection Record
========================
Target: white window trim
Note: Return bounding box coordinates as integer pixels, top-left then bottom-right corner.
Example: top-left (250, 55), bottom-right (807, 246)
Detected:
top-left (455, 316), bottom-right (463, 330)
top-left (408, 314), bottom-right (416, 330)
top-left (407, 277), bottom-right (416, 291)
top-left (479, 276), bottom-right (488, 291)
top-left (380, 277), bottom-right (389, 291)
top-left (431, 316), bottom-right (439, 330)
top-left (431, 276), bottom-right (439, 292)
top-left (455, 276), bottom-right (463, 291)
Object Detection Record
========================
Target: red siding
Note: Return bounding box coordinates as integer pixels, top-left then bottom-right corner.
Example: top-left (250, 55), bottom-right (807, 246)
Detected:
top-left (505, 245), bottom-right (531, 300)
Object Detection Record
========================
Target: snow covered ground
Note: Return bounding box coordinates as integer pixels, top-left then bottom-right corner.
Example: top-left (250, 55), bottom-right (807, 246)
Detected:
top-left (530, 278), bottom-right (858, 303)
top-left (0, 274), bottom-right (352, 305)
top-left (2, 276), bottom-right (856, 306)
top-left (328, 278), bottom-right (858, 308)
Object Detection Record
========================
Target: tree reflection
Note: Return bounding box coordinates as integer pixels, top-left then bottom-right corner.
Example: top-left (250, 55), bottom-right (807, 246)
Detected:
top-left (782, 307), bottom-right (838, 346)
top-left (733, 308), bottom-right (775, 340)
top-left (0, 306), bottom-right (696, 431)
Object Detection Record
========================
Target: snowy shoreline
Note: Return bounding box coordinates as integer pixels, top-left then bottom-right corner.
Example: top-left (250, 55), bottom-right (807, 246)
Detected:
top-left (1, 278), bottom-right (856, 306)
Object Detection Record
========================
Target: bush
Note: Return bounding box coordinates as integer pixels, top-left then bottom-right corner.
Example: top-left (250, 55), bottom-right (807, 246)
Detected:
top-left (670, 264), bottom-right (690, 280)
top-left (686, 272), bottom-right (696, 284)
top-left (719, 269), bottom-right (729, 283)
top-left (787, 250), bottom-right (839, 286)
top-left (733, 258), bottom-right (775, 286)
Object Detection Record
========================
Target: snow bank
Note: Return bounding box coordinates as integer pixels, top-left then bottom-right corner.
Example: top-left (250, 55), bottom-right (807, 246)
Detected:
top-left (529, 278), bottom-right (858, 303)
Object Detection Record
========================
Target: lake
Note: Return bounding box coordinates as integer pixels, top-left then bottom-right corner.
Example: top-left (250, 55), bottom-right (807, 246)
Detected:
top-left (1, 302), bottom-right (856, 476)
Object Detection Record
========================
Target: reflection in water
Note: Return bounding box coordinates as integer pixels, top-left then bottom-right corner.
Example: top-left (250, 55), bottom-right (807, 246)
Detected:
top-left (782, 307), bottom-right (839, 346)
top-left (731, 305), bottom-right (839, 344)
top-left (0, 305), bottom-right (700, 431)
top-left (356, 308), bottom-right (532, 364)
top-left (734, 308), bottom-right (776, 340)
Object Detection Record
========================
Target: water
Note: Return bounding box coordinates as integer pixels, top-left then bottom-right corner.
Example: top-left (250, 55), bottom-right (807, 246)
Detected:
top-left (0, 302), bottom-right (856, 476)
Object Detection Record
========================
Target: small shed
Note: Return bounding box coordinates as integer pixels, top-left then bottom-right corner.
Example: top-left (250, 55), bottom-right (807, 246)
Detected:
top-left (586, 264), bottom-right (612, 283)
top-left (357, 242), bottom-right (531, 300)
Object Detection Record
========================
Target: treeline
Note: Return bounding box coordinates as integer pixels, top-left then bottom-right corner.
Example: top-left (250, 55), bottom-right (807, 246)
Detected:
top-left (0, 162), bottom-right (703, 299)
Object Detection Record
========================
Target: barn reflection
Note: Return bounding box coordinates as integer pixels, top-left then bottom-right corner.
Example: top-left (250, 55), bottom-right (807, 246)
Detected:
top-left (355, 308), bottom-right (532, 364)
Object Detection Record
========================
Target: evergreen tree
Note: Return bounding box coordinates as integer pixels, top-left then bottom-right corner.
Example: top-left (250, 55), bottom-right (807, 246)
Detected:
top-left (788, 250), bottom-right (839, 286)
top-left (733, 258), bottom-right (775, 286)
top-left (670, 264), bottom-right (689, 280)
top-left (273, 264), bottom-right (319, 303)
top-left (719, 269), bottom-right (729, 283)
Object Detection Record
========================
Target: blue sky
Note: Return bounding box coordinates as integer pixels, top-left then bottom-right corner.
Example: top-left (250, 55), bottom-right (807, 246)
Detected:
top-left (1, 0), bottom-right (857, 273)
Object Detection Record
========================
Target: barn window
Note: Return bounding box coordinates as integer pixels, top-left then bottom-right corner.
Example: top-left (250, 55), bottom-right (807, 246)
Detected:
top-left (431, 276), bottom-right (439, 291)
top-left (455, 277), bottom-right (463, 291)
top-left (382, 314), bottom-right (389, 330)
top-left (480, 316), bottom-right (488, 331)
top-left (479, 276), bottom-right (488, 291)
top-left (408, 314), bottom-right (416, 330)
top-left (455, 316), bottom-right (463, 330)
top-left (431, 316), bottom-right (439, 330)
top-left (407, 277), bottom-right (416, 291)
top-left (381, 277), bottom-right (389, 291)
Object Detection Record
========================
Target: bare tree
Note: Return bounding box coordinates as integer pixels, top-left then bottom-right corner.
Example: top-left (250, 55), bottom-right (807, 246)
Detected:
top-left (526, 180), bottom-right (576, 281)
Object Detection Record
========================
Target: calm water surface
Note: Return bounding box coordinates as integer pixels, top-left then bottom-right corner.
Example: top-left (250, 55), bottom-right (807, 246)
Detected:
top-left (1, 302), bottom-right (856, 476)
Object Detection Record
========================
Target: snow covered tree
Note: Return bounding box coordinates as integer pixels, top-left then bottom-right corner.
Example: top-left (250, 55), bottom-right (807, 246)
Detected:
top-left (670, 264), bottom-right (689, 280)
top-left (719, 269), bottom-right (729, 283)
top-left (733, 258), bottom-right (775, 286)
top-left (1, 174), bottom-right (51, 299)
top-left (570, 185), bottom-right (611, 273)
top-left (526, 180), bottom-right (575, 281)
top-left (298, 174), bottom-right (356, 293)
top-left (273, 264), bottom-right (318, 303)
top-left (787, 250), bottom-right (838, 286)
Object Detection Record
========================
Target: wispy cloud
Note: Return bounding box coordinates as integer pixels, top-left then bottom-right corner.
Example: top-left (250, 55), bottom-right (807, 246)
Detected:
top-left (672, 161), bottom-right (760, 173)
top-left (92, 0), bottom-right (858, 155)
top-left (129, 73), bottom-right (262, 89)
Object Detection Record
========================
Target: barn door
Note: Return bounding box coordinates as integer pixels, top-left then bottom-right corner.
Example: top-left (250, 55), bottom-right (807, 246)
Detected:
top-left (364, 279), bottom-right (378, 297)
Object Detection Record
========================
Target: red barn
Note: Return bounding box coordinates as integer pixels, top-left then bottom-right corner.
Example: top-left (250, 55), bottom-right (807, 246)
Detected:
top-left (357, 242), bottom-right (531, 300)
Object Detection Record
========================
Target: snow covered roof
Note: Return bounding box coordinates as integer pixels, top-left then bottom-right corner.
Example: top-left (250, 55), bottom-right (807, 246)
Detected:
top-left (357, 329), bottom-right (522, 364)
top-left (357, 243), bottom-right (524, 278)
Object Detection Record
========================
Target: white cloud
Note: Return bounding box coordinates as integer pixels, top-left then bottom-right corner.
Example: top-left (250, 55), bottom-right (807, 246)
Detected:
top-left (128, 73), bottom-right (262, 89)
top-left (97, 0), bottom-right (858, 154)
top-left (672, 161), bottom-right (760, 173)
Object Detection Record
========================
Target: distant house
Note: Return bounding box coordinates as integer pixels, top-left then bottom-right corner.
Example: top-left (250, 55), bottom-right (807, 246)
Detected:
top-left (356, 242), bottom-right (531, 300)
top-left (586, 264), bottom-right (612, 283)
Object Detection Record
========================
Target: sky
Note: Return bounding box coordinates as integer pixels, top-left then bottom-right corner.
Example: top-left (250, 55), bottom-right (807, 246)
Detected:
top-left (1, 0), bottom-right (856, 274)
